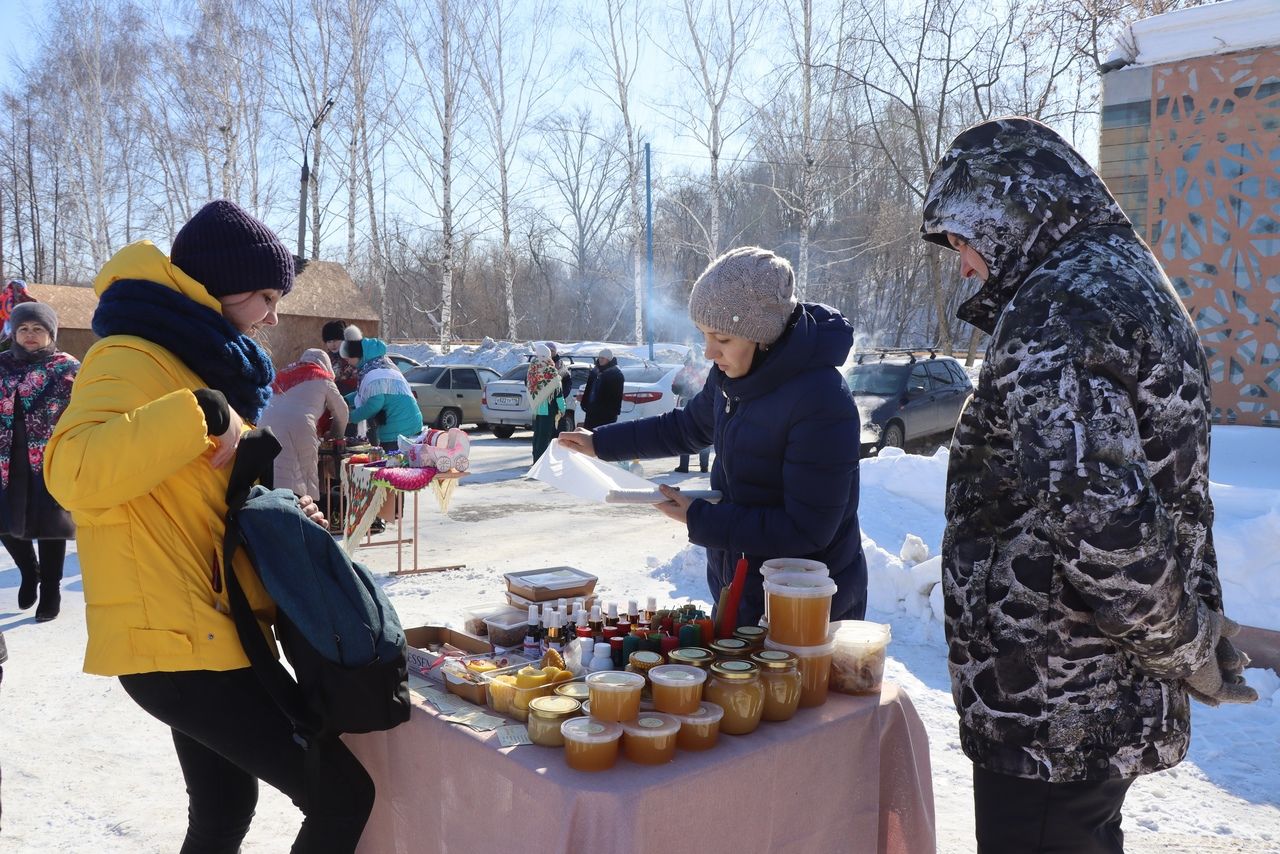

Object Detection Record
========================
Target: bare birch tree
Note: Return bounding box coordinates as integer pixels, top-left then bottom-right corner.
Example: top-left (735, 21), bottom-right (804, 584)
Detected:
top-left (466, 0), bottom-right (556, 340)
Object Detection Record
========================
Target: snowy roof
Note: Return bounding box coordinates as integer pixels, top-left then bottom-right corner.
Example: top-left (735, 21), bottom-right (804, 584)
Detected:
top-left (1105, 0), bottom-right (1280, 70)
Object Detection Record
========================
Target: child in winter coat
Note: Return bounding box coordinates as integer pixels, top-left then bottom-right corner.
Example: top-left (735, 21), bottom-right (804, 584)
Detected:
top-left (259, 348), bottom-right (349, 497)
top-left (0, 302), bottom-right (78, 621)
top-left (46, 200), bottom-right (374, 853)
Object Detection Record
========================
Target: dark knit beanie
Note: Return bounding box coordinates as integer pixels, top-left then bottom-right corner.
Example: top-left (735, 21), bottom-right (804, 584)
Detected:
top-left (171, 200), bottom-right (296, 298)
top-left (688, 246), bottom-right (797, 344)
top-left (10, 301), bottom-right (58, 340)
top-left (322, 320), bottom-right (347, 342)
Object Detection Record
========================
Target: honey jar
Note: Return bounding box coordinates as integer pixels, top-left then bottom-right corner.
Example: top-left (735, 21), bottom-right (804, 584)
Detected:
top-left (585, 671), bottom-right (645, 722)
top-left (554, 681), bottom-right (591, 703)
top-left (673, 702), bottom-right (724, 751)
top-left (626, 650), bottom-right (664, 697)
top-left (763, 636), bottom-right (835, 707)
top-left (648, 664), bottom-right (707, 714)
top-left (526, 696), bottom-right (582, 747)
top-left (703, 660), bottom-right (765, 735)
top-left (733, 625), bottom-right (768, 651)
top-left (750, 650), bottom-right (802, 721)
top-left (668, 647), bottom-right (715, 672)
top-left (560, 718), bottom-right (624, 771)
top-left (621, 713), bottom-right (681, 765)
top-left (763, 573), bottom-right (837, 646)
top-left (708, 638), bottom-right (752, 661)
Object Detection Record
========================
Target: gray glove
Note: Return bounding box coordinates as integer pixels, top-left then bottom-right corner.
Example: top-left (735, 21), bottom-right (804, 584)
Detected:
top-left (1185, 613), bottom-right (1258, 707)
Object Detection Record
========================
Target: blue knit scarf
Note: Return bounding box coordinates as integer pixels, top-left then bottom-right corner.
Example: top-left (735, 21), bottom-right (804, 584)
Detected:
top-left (92, 278), bottom-right (275, 423)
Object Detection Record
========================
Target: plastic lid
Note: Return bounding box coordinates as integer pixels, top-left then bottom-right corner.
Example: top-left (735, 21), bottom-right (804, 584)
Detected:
top-left (560, 717), bottom-right (623, 744)
top-left (673, 701), bottom-right (725, 726)
top-left (621, 713), bottom-right (681, 738)
top-left (528, 695), bottom-right (581, 720)
top-left (763, 634), bottom-right (837, 657)
top-left (649, 664), bottom-right (708, 688)
top-left (554, 682), bottom-right (591, 701)
top-left (760, 558), bottom-right (829, 578)
top-left (710, 660), bottom-right (759, 680)
top-left (750, 650), bottom-right (798, 670)
top-left (763, 573), bottom-right (838, 598)
top-left (586, 671), bottom-right (646, 692)
top-left (831, 620), bottom-right (892, 646)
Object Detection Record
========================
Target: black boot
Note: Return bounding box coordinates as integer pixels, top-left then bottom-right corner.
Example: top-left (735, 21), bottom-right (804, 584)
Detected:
top-left (35, 557), bottom-right (62, 622)
top-left (17, 561), bottom-right (38, 610)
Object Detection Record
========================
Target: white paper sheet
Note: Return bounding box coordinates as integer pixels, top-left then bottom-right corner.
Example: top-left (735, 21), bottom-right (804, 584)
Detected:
top-left (527, 438), bottom-right (658, 503)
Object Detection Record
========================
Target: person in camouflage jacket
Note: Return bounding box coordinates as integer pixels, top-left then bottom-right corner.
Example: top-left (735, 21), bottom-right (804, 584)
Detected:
top-left (922, 117), bottom-right (1256, 852)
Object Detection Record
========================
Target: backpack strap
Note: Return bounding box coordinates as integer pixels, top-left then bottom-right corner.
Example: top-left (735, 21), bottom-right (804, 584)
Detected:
top-left (223, 429), bottom-right (322, 745)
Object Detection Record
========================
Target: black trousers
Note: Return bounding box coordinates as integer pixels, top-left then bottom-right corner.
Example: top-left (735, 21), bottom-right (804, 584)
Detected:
top-left (974, 765), bottom-right (1135, 854)
top-left (120, 668), bottom-right (374, 854)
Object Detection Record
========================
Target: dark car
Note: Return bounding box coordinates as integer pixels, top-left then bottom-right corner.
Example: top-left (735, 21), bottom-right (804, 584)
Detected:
top-left (844, 351), bottom-right (973, 456)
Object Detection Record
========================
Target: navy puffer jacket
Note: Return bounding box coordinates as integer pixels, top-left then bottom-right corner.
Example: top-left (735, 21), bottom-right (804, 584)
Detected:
top-left (593, 303), bottom-right (865, 625)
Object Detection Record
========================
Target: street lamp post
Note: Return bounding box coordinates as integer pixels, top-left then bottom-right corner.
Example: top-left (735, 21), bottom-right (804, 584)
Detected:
top-left (297, 96), bottom-right (336, 259)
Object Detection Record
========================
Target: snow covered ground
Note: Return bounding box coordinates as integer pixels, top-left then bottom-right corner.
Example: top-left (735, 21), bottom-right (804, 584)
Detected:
top-left (1, 427), bottom-right (1278, 852)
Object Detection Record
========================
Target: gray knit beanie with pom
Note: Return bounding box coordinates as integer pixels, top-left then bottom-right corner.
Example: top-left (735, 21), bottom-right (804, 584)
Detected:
top-left (687, 246), bottom-right (797, 344)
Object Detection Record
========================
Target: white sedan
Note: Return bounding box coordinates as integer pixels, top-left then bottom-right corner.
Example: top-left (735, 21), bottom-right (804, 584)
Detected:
top-left (569, 361), bottom-right (682, 425)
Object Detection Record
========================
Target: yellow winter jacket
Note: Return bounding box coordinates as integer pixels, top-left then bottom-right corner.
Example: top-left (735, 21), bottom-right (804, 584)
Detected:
top-left (45, 241), bottom-right (277, 677)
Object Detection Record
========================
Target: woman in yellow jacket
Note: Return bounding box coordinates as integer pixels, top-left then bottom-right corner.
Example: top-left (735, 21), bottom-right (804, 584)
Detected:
top-left (45, 200), bottom-right (373, 854)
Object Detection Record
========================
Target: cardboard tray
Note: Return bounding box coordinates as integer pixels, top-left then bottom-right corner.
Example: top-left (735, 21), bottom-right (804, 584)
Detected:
top-left (404, 626), bottom-right (493, 680)
top-left (503, 566), bottom-right (598, 602)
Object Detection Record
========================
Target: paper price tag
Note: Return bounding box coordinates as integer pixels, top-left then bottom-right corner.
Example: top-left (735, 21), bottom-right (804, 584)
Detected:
top-left (440, 707), bottom-right (505, 732)
top-left (496, 725), bottom-right (532, 747)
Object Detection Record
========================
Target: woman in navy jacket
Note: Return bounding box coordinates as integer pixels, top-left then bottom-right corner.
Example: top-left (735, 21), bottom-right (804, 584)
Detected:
top-left (561, 246), bottom-right (866, 626)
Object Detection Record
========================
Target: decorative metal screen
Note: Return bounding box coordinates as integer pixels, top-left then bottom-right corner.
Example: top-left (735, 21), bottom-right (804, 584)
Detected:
top-left (1148, 48), bottom-right (1280, 425)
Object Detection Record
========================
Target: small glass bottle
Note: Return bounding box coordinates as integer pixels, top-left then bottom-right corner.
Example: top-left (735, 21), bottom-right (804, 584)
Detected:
top-left (522, 605), bottom-right (541, 659)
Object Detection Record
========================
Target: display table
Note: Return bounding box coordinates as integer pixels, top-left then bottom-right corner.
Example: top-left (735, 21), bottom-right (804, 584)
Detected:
top-left (340, 460), bottom-right (464, 575)
top-left (345, 682), bottom-right (935, 854)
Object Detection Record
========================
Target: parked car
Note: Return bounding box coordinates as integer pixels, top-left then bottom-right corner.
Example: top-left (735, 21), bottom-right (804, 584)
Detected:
top-left (844, 350), bottom-right (973, 456)
top-left (388, 353), bottom-right (422, 374)
top-left (568, 360), bottom-right (681, 426)
top-left (405, 364), bottom-right (501, 429)
top-left (480, 359), bottom-right (594, 439)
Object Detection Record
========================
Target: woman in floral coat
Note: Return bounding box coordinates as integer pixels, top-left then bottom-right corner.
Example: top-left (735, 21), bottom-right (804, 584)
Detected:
top-left (0, 302), bottom-right (78, 621)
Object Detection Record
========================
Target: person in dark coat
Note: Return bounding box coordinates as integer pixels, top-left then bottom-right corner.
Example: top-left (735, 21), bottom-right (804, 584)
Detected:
top-left (579, 348), bottom-right (625, 430)
top-left (0, 302), bottom-right (78, 622)
top-left (560, 246), bottom-right (865, 627)
top-left (672, 351), bottom-right (711, 473)
top-left (922, 117), bottom-right (1257, 854)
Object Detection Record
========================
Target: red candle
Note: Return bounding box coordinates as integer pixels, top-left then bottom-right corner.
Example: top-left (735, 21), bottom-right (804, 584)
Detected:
top-left (659, 633), bottom-right (679, 660)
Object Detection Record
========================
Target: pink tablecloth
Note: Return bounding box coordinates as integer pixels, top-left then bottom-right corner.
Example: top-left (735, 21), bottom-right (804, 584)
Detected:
top-left (345, 682), bottom-right (936, 854)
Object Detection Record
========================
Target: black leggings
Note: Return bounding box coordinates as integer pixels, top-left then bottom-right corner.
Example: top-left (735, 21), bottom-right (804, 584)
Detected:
top-left (120, 668), bottom-right (374, 854)
top-left (0, 535), bottom-right (66, 579)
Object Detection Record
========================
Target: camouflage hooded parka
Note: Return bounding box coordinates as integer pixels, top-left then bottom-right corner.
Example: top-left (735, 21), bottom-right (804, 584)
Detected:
top-left (922, 118), bottom-right (1223, 783)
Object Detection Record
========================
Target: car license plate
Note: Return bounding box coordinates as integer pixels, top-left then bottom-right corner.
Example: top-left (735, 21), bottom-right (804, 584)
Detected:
top-left (494, 394), bottom-right (521, 406)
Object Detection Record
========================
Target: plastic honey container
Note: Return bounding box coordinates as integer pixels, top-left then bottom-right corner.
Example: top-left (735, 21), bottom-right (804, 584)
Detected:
top-left (763, 635), bottom-right (835, 707)
top-left (673, 702), bottom-right (724, 751)
top-left (648, 664), bottom-right (707, 714)
top-left (750, 649), bottom-right (802, 721)
top-left (585, 671), bottom-right (645, 722)
top-left (560, 718), bottom-right (624, 771)
top-left (830, 620), bottom-right (892, 695)
top-left (759, 558), bottom-right (829, 581)
top-left (526, 696), bottom-right (582, 747)
top-left (763, 573), bottom-right (837, 646)
top-left (703, 660), bottom-right (765, 735)
top-left (621, 713), bottom-right (681, 765)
